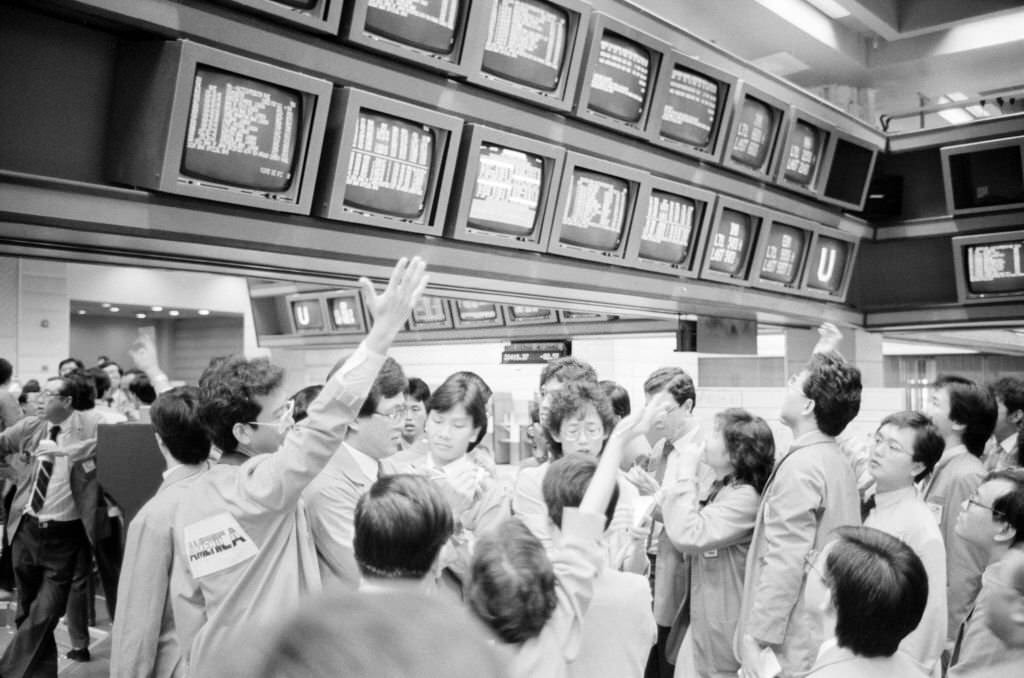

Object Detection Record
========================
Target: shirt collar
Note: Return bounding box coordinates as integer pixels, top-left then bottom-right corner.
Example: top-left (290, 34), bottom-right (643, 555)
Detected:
top-left (49, 412), bottom-right (74, 431)
top-left (1002, 432), bottom-right (1019, 453)
top-left (162, 462), bottom-right (183, 480)
top-left (345, 442), bottom-right (381, 480)
top-left (874, 485), bottom-right (917, 509)
top-left (672, 424), bottom-right (702, 448)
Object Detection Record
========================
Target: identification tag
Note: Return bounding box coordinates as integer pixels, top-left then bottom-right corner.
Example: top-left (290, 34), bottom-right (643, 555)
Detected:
top-left (184, 513), bottom-right (258, 579)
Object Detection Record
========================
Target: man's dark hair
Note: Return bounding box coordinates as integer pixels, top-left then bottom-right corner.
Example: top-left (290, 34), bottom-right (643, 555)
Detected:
top-left (198, 356), bottom-right (285, 454)
top-left (59, 357), bottom-right (84, 374)
top-left (406, 377), bottom-right (431, 404)
top-left (129, 374), bottom-right (157, 405)
top-left (803, 352), bottom-right (861, 437)
top-left (826, 525), bottom-right (928, 658)
top-left (59, 372), bottom-right (95, 411)
top-left (289, 384), bottom-right (323, 424)
top-left (542, 453), bottom-right (619, 530)
top-left (151, 386), bottom-right (210, 465)
top-left (356, 357), bottom-right (408, 419)
top-left (467, 518), bottom-right (557, 644)
top-left (452, 371), bottom-right (492, 402)
top-left (989, 468), bottom-right (1024, 547)
top-left (84, 367), bottom-right (111, 404)
top-left (643, 367), bottom-right (696, 409)
top-left (600, 380), bottom-right (630, 420)
top-left (878, 411), bottom-right (945, 478)
top-left (100, 360), bottom-right (123, 377)
top-left (17, 379), bottom-right (40, 405)
top-left (427, 373), bottom-right (489, 452)
top-left (0, 358), bottom-right (12, 385)
top-left (714, 409), bottom-right (776, 494)
top-left (932, 375), bottom-right (998, 456)
top-left (539, 357), bottom-right (597, 392)
top-left (542, 380), bottom-right (615, 459)
top-left (992, 376), bottom-right (1024, 417)
top-left (354, 474), bottom-right (454, 580)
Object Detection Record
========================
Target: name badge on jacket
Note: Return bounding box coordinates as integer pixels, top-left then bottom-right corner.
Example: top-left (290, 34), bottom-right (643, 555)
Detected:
top-left (184, 513), bottom-right (258, 578)
top-left (927, 502), bottom-right (943, 525)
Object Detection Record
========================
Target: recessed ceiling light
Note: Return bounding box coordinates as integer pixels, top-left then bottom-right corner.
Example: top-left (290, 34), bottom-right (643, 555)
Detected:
top-left (77, 310), bottom-right (87, 315)
top-left (168, 310), bottom-right (180, 317)
top-left (101, 302), bottom-right (111, 308)
top-left (109, 306), bottom-right (120, 312)
top-left (197, 309), bottom-right (211, 316)
top-left (151, 306), bottom-right (164, 312)
top-left (136, 313), bottom-right (147, 319)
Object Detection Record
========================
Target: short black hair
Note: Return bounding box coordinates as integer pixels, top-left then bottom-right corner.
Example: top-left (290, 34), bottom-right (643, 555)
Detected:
top-left (198, 356), bottom-right (285, 454)
top-left (59, 357), bottom-right (84, 374)
top-left (989, 468), bottom-right (1024, 547)
top-left (17, 379), bottom-right (40, 405)
top-left (427, 373), bottom-right (489, 451)
top-left (0, 358), bottom-right (12, 385)
top-left (992, 376), bottom-right (1024, 415)
top-left (467, 518), bottom-right (557, 644)
top-left (643, 367), bottom-right (696, 408)
top-left (129, 374), bottom-right (157, 405)
top-left (354, 474), bottom-right (454, 580)
top-left (542, 380), bottom-right (615, 459)
top-left (84, 367), bottom-right (111, 403)
top-left (878, 411), bottom-right (945, 477)
top-left (932, 375), bottom-right (998, 456)
top-left (356, 357), bottom-right (408, 419)
top-left (61, 372), bottom-right (95, 411)
top-left (803, 352), bottom-right (861, 437)
top-left (288, 384), bottom-right (323, 424)
top-left (151, 386), bottom-right (210, 465)
top-left (600, 380), bottom-right (630, 419)
top-left (100, 360), bottom-right (123, 377)
top-left (714, 409), bottom-right (776, 494)
top-left (542, 453), bottom-right (619, 530)
top-left (826, 526), bottom-right (928, 658)
top-left (405, 377), bottom-right (431, 404)
top-left (539, 357), bottom-right (597, 392)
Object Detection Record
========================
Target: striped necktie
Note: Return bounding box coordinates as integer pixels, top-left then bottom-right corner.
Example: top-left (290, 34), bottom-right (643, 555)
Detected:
top-left (30, 425), bottom-right (60, 514)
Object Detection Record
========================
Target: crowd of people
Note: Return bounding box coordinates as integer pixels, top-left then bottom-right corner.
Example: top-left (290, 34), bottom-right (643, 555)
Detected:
top-left (0, 256), bottom-right (1024, 678)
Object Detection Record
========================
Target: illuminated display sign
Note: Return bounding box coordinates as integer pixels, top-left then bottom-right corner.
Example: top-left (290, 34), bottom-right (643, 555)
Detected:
top-left (660, 67), bottom-right (719, 148)
top-left (730, 96), bottom-right (775, 170)
top-left (805, 235), bottom-right (851, 294)
top-left (707, 208), bottom-right (753, 277)
top-left (325, 293), bottom-right (367, 333)
top-left (468, 145), bottom-right (544, 236)
top-left (759, 223), bottom-right (807, 286)
top-left (365, 0), bottom-right (461, 54)
top-left (560, 169), bottom-right (629, 250)
top-left (587, 32), bottom-right (649, 123)
top-left (782, 120), bottom-right (822, 187)
top-left (483, 0), bottom-right (567, 91)
top-left (965, 240), bottom-right (1024, 296)
top-left (290, 297), bottom-right (325, 332)
top-left (638, 191), bottom-right (696, 264)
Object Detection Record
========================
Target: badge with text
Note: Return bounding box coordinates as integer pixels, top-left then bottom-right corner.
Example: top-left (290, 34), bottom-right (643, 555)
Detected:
top-left (184, 513), bottom-right (258, 579)
top-left (927, 502), bottom-right (943, 526)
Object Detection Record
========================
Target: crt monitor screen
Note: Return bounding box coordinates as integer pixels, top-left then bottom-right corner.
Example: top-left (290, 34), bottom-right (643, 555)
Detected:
top-left (344, 110), bottom-right (435, 220)
top-left (182, 66), bottom-right (301, 192)
top-left (587, 32), bottom-right (650, 123)
top-left (730, 96), bottom-right (776, 170)
top-left (782, 121), bottom-right (822, 186)
top-left (456, 300), bottom-right (499, 321)
top-left (660, 67), bottom-right (720, 149)
top-left (468, 143), bottom-right (545, 237)
top-left (290, 298), bottom-right (325, 331)
top-left (823, 139), bottom-right (874, 205)
top-left (482, 0), bottom-right (568, 92)
top-left (707, 208), bottom-right (752, 277)
top-left (508, 305), bottom-right (552, 320)
top-left (364, 0), bottom-right (462, 55)
top-left (759, 224), bottom-right (807, 285)
top-left (949, 146), bottom-right (1024, 210)
top-left (638, 191), bottom-right (698, 265)
top-left (806, 235), bottom-right (850, 293)
top-left (275, 0), bottom-right (319, 8)
top-left (964, 241), bottom-right (1024, 296)
top-left (560, 169), bottom-right (630, 252)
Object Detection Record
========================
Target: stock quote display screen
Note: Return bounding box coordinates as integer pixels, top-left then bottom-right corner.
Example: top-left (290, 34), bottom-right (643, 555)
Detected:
top-left (483, 0), bottom-right (568, 91)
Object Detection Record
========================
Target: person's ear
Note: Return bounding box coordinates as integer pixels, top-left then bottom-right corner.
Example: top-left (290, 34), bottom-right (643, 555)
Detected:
top-left (682, 398), bottom-right (694, 415)
top-left (994, 522), bottom-right (1016, 544)
top-left (1009, 409), bottom-right (1024, 426)
top-left (909, 460), bottom-right (926, 479)
top-left (951, 420), bottom-right (966, 434)
top-left (802, 398), bottom-right (815, 416)
top-left (232, 421), bottom-right (253, 447)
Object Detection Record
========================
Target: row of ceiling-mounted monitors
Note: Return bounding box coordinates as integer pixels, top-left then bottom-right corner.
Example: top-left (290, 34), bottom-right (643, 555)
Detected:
top-left (107, 39), bottom-right (859, 300)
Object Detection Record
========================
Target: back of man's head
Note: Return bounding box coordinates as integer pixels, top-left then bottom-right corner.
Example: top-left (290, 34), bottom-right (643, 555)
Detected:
top-left (356, 357), bottom-right (408, 418)
top-left (151, 386), bottom-right (210, 465)
top-left (542, 453), bottom-right (619, 530)
top-left (643, 367), bottom-right (696, 408)
top-left (990, 469), bottom-right (1024, 548)
top-left (933, 375), bottom-right (998, 456)
top-left (83, 367), bottom-right (110, 405)
top-left (354, 474), bottom-right (454, 580)
top-left (62, 371), bottom-right (95, 411)
top-left (198, 355), bottom-right (285, 454)
top-left (803, 352), bottom-right (861, 437)
top-left (539, 356), bottom-right (597, 393)
top-left (0, 358), bottom-right (12, 385)
top-left (827, 526), bottom-right (928, 658)
top-left (129, 374), bottom-right (158, 405)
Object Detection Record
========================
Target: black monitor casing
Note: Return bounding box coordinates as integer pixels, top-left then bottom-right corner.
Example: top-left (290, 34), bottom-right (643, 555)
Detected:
top-left (817, 130), bottom-right (878, 212)
top-left (798, 227), bottom-right (860, 302)
top-left (215, 0), bottom-right (344, 35)
top-left (698, 196), bottom-right (772, 287)
top-left (773, 108), bottom-right (834, 200)
top-left (721, 81), bottom-right (788, 183)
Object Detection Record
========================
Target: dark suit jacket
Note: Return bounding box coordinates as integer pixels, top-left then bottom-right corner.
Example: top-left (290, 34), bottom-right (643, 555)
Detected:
top-left (0, 410), bottom-right (104, 545)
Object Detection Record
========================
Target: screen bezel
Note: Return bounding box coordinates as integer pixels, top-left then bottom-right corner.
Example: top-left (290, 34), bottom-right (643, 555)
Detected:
top-left (721, 81), bottom-right (788, 182)
top-left (323, 290), bottom-right (369, 334)
top-left (940, 136), bottom-right (1024, 217)
top-left (315, 87), bottom-right (463, 236)
top-left (462, 0), bottom-right (591, 112)
top-left (502, 305), bottom-right (559, 325)
top-left (342, 0), bottom-right (473, 77)
top-left (952, 230), bottom-right (1024, 304)
top-left (816, 129), bottom-right (879, 212)
top-left (748, 213), bottom-right (814, 292)
top-left (622, 175), bottom-right (716, 277)
top-left (286, 292), bottom-right (330, 334)
top-left (216, 0), bottom-right (344, 34)
top-left (697, 196), bottom-right (772, 287)
top-left (447, 124), bottom-right (565, 253)
top-left (797, 227), bottom-right (860, 302)
top-left (406, 296), bottom-right (456, 330)
top-left (547, 150), bottom-right (648, 265)
top-left (647, 50), bottom-right (736, 164)
top-left (773, 108), bottom-right (833, 198)
top-left (451, 300), bottom-right (508, 328)
top-left (573, 12), bottom-right (669, 139)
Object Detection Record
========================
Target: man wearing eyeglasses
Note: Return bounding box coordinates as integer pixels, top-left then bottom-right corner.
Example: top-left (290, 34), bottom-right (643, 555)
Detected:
top-left (303, 356), bottom-right (409, 590)
top-left (0, 372), bottom-right (103, 678)
top-left (947, 470), bottom-right (1024, 677)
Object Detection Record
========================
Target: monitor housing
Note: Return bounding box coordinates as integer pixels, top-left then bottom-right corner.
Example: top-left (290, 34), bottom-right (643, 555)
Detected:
top-left (503, 304), bottom-right (559, 325)
top-left (647, 51), bottom-right (737, 164)
top-left (773, 108), bottom-right (833, 199)
top-left (447, 124), bottom-right (565, 253)
top-left (573, 13), bottom-right (668, 139)
top-left (817, 130), bottom-right (878, 211)
top-left (316, 87), bottom-right (463, 235)
top-left (451, 300), bottom-right (507, 328)
top-left (547, 151), bottom-right (648, 265)
top-left (748, 212), bottom-right (814, 292)
top-left (215, 0), bottom-right (344, 34)
top-left (462, 0), bottom-right (591, 112)
top-left (698, 197), bottom-right (772, 286)
top-left (622, 175), bottom-right (716, 277)
top-left (324, 289), bottom-right (369, 334)
top-left (941, 136), bottom-right (1024, 216)
top-left (107, 40), bottom-right (332, 214)
top-left (721, 81), bottom-right (788, 182)
top-left (951, 230), bottom-right (1024, 304)
top-left (286, 292), bottom-right (329, 334)
top-left (341, 0), bottom-right (473, 77)
top-left (798, 227), bottom-right (860, 301)
top-left (406, 296), bottom-right (455, 330)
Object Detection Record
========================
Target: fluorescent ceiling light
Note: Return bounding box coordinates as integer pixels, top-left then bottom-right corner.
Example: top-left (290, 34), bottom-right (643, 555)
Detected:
top-left (750, 51), bottom-right (811, 77)
top-left (754, 0), bottom-right (842, 49)
top-left (937, 92), bottom-right (980, 125)
top-left (804, 0), bottom-right (850, 19)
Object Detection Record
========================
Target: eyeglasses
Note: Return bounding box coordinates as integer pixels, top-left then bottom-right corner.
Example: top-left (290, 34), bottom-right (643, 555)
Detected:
top-left (246, 399), bottom-right (295, 432)
top-left (560, 425), bottom-right (605, 442)
top-left (967, 496), bottom-right (1005, 520)
top-left (374, 405), bottom-right (408, 423)
top-left (872, 433), bottom-right (912, 457)
top-left (40, 390), bottom-right (67, 400)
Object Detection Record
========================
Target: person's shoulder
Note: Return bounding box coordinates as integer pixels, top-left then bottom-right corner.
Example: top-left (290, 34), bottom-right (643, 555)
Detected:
top-left (951, 452), bottom-right (986, 474)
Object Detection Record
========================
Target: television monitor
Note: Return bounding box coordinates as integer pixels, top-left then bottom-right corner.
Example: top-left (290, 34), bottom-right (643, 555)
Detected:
top-left (751, 219), bottom-right (811, 289)
top-left (343, 0), bottom-right (472, 76)
top-left (559, 310), bottom-right (610, 322)
top-left (452, 300), bottom-right (506, 328)
top-left (699, 199), bottom-right (771, 286)
top-left (215, 0), bottom-right (344, 34)
top-left (107, 40), bottom-right (332, 214)
top-left (941, 136), bottom-right (1024, 215)
top-left (325, 291), bottom-right (368, 334)
top-left (449, 125), bottom-right (564, 251)
top-left (624, 176), bottom-right (715, 276)
top-left (723, 85), bottom-right (787, 180)
top-left (287, 293), bottom-right (327, 333)
top-left (575, 14), bottom-right (666, 136)
top-left (317, 88), bottom-right (463, 235)
top-left (463, 0), bottom-right (590, 111)
top-left (800, 231), bottom-right (858, 300)
top-left (548, 152), bottom-right (647, 264)
top-left (952, 230), bottom-right (1024, 303)
top-left (778, 116), bottom-right (829, 191)
top-left (819, 133), bottom-right (878, 211)
top-left (504, 305), bottom-right (558, 325)
top-left (407, 296), bottom-right (455, 330)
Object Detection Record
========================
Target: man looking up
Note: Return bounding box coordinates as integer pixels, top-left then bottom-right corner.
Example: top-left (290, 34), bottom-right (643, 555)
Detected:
top-left (169, 257), bottom-right (427, 678)
top-left (984, 377), bottom-right (1024, 472)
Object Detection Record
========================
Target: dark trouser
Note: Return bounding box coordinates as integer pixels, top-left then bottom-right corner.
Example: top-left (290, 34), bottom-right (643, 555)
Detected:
top-left (644, 625), bottom-right (675, 678)
top-left (65, 547), bottom-right (94, 650)
top-left (0, 516), bottom-right (88, 678)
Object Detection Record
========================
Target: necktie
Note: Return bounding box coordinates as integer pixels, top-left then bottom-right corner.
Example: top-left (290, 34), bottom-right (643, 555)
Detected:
top-left (653, 440), bottom-right (674, 484)
top-left (31, 425), bottom-right (60, 513)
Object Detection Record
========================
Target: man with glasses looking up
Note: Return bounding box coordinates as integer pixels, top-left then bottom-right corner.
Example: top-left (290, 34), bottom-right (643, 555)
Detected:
top-left (863, 411), bottom-right (948, 676)
top-left (303, 356), bottom-right (408, 590)
top-left (947, 469), bottom-right (1024, 677)
top-left (168, 257), bottom-right (427, 678)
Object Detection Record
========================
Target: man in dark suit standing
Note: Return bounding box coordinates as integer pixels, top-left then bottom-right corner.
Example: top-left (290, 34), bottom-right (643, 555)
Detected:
top-left (0, 372), bottom-right (102, 678)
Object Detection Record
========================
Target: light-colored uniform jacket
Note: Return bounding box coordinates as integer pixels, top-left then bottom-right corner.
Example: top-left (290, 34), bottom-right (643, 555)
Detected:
top-left (170, 345), bottom-right (383, 677)
top-left (735, 431), bottom-right (861, 678)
